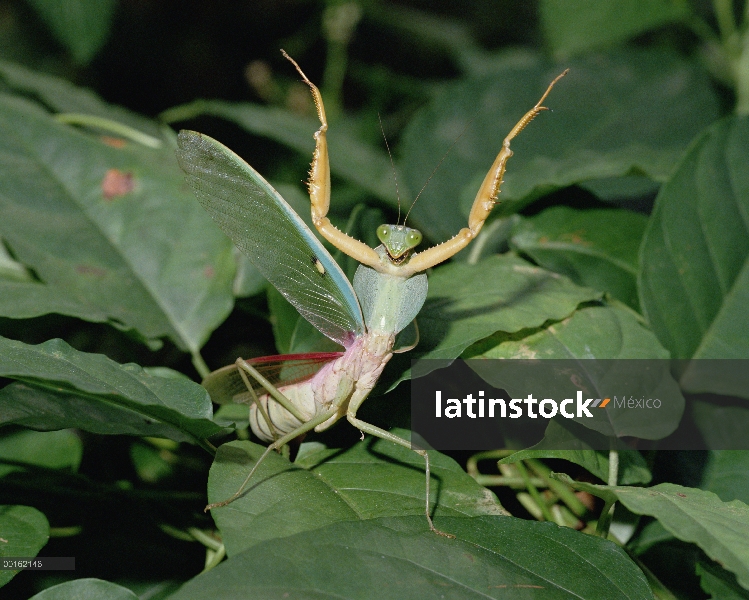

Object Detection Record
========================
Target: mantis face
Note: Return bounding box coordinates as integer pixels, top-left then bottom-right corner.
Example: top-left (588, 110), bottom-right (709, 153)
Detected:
top-left (376, 224), bottom-right (423, 264)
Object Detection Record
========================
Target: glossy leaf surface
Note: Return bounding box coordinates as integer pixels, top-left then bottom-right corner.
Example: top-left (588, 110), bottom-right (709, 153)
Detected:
top-left (0, 505), bottom-right (49, 588)
top-left (639, 116), bottom-right (749, 370)
top-left (0, 336), bottom-right (222, 444)
top-left (172, 516), bottom-right (653, 600)
top-left (207, 431), bottom-right (505, 556)
top-left (0, 93), bottom-right (235, 352)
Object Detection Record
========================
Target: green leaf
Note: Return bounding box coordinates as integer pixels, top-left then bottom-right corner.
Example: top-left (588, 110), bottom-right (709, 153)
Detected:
top-left (0, 505), bottom-right (49, 588)
top-left (163, 100), bottom-right (399, 206)
top-left (0, 429), bottom-right (82, 478)
top-left (511, 206), bottom-right (648, 309)
top-left (639, 115), bottom-right (749, 369)
top-left (474, 304), bottom-right (670, 360)
top-left (540, 0), bottom-right (691, 57)
top-left (25, 0), bottom-right (117, 65)
top-left (416, 253), bottom-right (602, 361)
top-left (499, 420), bottom-right (652, 485)
top-left (208, 430), bottom-right (505, 557)
top-left (697, 560), bottom-right (749, 600)
top-left (0, 336), bottom-right (223, 445)
top-left (130, 441), bottom-right (174, 483)
top-left (579, 175), bottom-right (661, 202)
top-left (0, 59), bottom-right (160, 136)
top-left (627, 519), bottom-right (674, 556)
top-left (401, 49), bottom-right (719, 242)
top-left (559, 481), bottom-right (749, 591)
top-left (0, 280), bottom-right (108, 322)
top-left (692, 401), bottom-right (749, 453)
top-left (701, 450), bottom-right (749, 505)
top-left (0, 92), bottom-right (235, 352)
top-left (28, 578), bottom-right (138, 600)
top-left (468, 305), bottom-right (683, 440)
top-left (171, 516), bottom-right (653, 600)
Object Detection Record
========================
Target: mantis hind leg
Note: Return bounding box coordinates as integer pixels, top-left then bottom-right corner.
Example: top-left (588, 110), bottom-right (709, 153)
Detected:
top-left (235, 358), bottom-right (311, 444)
top-left (206, 405), bottom-right (340, 512)
top-left (345, 406), bottom-right (455, 538)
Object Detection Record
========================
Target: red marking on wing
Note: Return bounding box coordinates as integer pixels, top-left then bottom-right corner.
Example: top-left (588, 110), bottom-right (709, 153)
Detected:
top-left (203, 265), bottom-right (215, 278)
top-left (243, 353), bottom-right (343, 388)
top-left (246, 352), bottom-right (344, 365)
top-left (101, 169), bottom-right (135, 199)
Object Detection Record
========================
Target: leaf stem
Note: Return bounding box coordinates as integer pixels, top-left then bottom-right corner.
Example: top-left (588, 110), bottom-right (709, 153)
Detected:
top-left (597, 441), bottom-right (619, 537)
top-left (465, 449), bottom-right (514, 476)
top-left (472, 474), bottom-right (546, 488)
top-left (202, 544), bottom-right (226, 572)
top-left (516, 460), bottom-right (555, 522)
top-left (55, 114), bottom-right (163, 148)
top-left (608, 446), bottom-right (619, 487)
top-left (735, 27), bottom-right (749, 114)
top-left (321, 2), bottom-right (362, 119)
top-left (192, 350), bottom-right (210, 379)
top-left (188, 527), bottom-right (223, 552)
top-left (713, 0), bottom-right (738, 43)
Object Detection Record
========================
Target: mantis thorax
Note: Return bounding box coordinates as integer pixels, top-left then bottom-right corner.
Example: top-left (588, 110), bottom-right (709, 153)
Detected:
top-left (376, 224), bottom-right (422, 264)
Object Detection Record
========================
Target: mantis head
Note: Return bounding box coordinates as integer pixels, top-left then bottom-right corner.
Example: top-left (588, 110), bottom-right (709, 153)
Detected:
top-left (377, 224), bottom-right (423, 264)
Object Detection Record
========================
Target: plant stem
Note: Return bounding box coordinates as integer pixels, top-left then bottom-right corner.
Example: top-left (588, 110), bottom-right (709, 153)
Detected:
top-left (192, 350), bottom-right (210, 379)
top-left (188, 527), bottom-right (223, 552)
top-left (713, 0), bottom-right (738, 42)
top-left (465, 449), bottom-right (515, 476)
top-left (55, 114), bottom-right (162, 148)
top-left (736, 28), bottom-right (749, 114)
top-left (597, 441), bottom-right (619, 537)
top-left (527, 459), bottom-right (588, 518)
top-left (202, 544), bottom-right (226, 572)
top-left (608, 447), bottom-right (619, 487)
top-left (516, 460), bottom-right (555, 522)
top-left (321, 2), bottom-right (362, 120)
top-left (472, 474), bottom-right (546, 488)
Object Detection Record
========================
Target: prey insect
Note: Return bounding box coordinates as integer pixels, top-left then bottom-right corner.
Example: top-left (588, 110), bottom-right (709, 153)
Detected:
top-left (176, 51), bottom-right (567, 537)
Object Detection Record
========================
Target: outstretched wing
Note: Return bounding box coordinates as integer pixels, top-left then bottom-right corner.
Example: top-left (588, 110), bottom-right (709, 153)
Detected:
top-left (177, 131), bottom-right (364, 348)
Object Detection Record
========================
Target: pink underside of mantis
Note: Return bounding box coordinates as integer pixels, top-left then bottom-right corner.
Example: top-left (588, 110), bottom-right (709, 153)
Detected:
top-left (250, 330), bottom-right (396, 442)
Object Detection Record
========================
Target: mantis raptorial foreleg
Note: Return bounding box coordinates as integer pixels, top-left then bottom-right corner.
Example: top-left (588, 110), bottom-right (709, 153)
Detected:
top-left (281, 50), bottom-right (382, 271)
top-left (284, 46), bottom-right (567, 277)
top-left (405, 69), bottom-right (569, 274)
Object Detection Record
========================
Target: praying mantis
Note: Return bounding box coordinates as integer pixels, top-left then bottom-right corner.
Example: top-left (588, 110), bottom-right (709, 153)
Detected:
top-left (176, 51), bottom-right (567, 537)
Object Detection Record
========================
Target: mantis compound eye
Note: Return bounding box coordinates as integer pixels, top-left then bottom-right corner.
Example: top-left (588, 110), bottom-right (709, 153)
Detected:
top-left (376, 224), bottom-right (391, 244)
top-left (406, 230), bottom-right (422, 249)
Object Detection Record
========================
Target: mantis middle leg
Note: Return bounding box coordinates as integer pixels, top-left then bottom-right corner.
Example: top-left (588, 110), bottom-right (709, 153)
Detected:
top-left (345, 391), bottom-right (455, 538)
